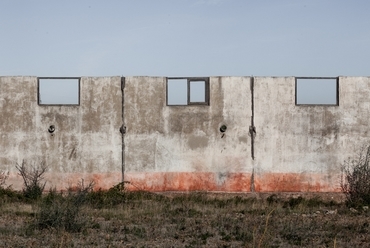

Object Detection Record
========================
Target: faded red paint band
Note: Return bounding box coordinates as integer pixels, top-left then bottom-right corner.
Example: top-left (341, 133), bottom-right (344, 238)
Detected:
top-left (125, 172), bottom-right (342, 192)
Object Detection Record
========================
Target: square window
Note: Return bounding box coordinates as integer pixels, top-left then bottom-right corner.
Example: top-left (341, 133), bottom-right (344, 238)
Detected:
top-left (295, 77), bottom-right (338, 105)
top-left (167, 77), bottom-right (209, 106)
top-left (38, 78), bottom-right (80, 105)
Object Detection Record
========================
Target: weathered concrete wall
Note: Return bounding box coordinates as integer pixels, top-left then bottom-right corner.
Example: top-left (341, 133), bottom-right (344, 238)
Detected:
top-left (253, 76), bottom-right (370, 192)
top-left (1, 75), bottom-right (370, 192)
top-left (0, 76), bottom-right (122, 190)
top-left (124, 77), bottom-right (252, 191)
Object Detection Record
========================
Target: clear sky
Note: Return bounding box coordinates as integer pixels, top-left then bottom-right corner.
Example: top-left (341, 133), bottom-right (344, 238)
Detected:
top-left (1, 0), bottom-right (370, 77)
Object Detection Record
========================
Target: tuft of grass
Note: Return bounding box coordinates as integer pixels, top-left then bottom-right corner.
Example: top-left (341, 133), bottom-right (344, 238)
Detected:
top-left (32, 181), bottom-right (96, 232)
top-left (85, 182), bottom-right (126, 208)
top-left (33, 188), bottom-right (89, 232)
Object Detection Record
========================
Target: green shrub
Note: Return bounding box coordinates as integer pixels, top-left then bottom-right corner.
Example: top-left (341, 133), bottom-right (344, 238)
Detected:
top-left (341, 145), bottom-right (370, 206)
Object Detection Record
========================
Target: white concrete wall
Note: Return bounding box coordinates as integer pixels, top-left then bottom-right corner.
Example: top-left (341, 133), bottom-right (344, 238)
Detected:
top-left (254, 76), bottom-right (370, 192)
top-left (0, 76), bottom-right (122, 190)
top-left (124, 77), bottom-right (252, 191)
top-left (2, 75), bottom-right (370, 192)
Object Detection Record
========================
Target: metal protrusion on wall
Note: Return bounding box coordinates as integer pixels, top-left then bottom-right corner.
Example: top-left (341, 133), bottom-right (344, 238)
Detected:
top-left (220, 125), bottom-right (227, 133)
top-left (249, 126), bottom-right (256, 137)
top-left (48, 125), bottom-right (55, 133)
top-left (120, 125), bottom-right (126, 134)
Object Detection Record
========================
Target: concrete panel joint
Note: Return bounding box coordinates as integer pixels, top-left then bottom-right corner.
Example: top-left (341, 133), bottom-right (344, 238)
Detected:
top-left (250, 77), bottom-right (256, 160)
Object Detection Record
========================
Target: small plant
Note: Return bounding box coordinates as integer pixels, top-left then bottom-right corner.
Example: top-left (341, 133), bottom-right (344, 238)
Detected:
top-left (34, 181), bottom-right (94, 232)
top-left (35, 191), bottom-right (84, 232)
top-left (267, 194), bottom-right (279, 205)
top-left (284, 196), bottom-right (304, 209)
top-left (341, 144), bottom-right (370, 206)
top-left (0, 170), bottom-right (21, 203)
top-left (0, 170), bottom-right (9, 187)
top-left (85, 182), bottom-right (127, 208)
top-left (15, 160), bottom-right (47, 200)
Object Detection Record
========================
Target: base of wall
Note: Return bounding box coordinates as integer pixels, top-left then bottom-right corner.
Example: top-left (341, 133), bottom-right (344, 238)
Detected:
top-left (7, 172), bottom-right (122, 191)
top-left (125, 172), bottom-right (342, 192)
top-left (125, 172), bottom-right (252, 192)
top-left (254, 173), bottom-right (341, 192)
top-left (6, 171), bottom-right (342, 192)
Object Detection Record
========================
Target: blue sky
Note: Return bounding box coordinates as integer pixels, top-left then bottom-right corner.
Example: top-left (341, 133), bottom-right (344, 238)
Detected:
top-left (1, 0), bottom-right (370, 77)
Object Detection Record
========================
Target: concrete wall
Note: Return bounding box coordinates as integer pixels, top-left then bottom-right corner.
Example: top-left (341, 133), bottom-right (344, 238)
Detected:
top-left (0, 76), bottom-right (122, 190)
top-left (124, 77), bottom-right (252, 191)
top-left (253, 76), bottom-right (370, 192)
top-left (1, 75), bottom-right (369, 192)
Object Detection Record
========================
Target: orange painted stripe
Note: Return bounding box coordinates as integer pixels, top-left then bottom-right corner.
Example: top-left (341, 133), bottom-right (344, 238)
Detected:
top-left (125, 172), bottom-right (342, 192)
top-left (6, 171), bottom-right (342, 192)
top-left (125, 172), bottom-right (252, 192)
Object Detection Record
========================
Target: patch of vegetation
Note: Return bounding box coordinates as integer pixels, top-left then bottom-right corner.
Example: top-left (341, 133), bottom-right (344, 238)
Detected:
top-left (33, 186), bottom-right (90, 232)
top-left (0, 170), bottom-right (23, 204)
top-left (341, 145), bottom-right (370, 207)
top-left (15, 161), bottom-right (47, 200)
top-left (0, 171), bottom-right (360, 247)
top-left (85, 182), bottom-right (126, 208)
top-left (0, 191), bottom-right (365, 247)
top-left (283, 196), bottom-right (304, 209)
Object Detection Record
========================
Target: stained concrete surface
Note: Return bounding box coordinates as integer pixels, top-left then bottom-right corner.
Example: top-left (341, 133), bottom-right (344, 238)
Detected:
top-left (1, 76), bottom-right (368, 192)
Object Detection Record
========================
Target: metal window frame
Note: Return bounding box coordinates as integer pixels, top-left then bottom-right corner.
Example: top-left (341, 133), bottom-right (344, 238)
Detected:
top-left (295, 77), bottom-right (339, 106)
top-left (37, 77), bottom-right (81, 106)
top-left (166, 77), bottom-right (210, 106)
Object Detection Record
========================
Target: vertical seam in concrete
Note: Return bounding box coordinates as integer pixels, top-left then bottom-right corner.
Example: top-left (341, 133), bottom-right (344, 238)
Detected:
top-left (121, 77), bottom-right (125, 182)
top-left (250, 77), bottom-right (255, 160)
top-left (250, 77), bottom-right (255, 192)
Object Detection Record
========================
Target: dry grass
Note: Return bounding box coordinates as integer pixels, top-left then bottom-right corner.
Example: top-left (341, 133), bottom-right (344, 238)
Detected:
top-left (0, 191), bottom-right (369, 247)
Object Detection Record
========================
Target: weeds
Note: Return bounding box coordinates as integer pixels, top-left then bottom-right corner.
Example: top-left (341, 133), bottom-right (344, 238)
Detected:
top-left (34, 188), bottom-right (88, 232)
top-left (15, 161), bottom-right (47, 200)
top-left (85, 182), bottom-right (126, 208)
top-left (0, 170), bottom-right (9, 187)
top-left (0, 170), bottom-right (23, 203)
top-left (0, 191), bottom-right (364, 247)
top-left (258, 209), bottom-right (275, 247)
top-left (341, 145), bottom-right (370, 206)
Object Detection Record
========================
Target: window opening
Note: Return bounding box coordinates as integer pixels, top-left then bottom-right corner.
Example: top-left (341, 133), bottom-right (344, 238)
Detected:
top-left (167, 77), bottom-right (209, 106)
top-left (190, 81), bottom-right (206, 103)
top-left (295, 77), bottom-right (338, 105)
top-left (38, 77), bottom-right (80, 105)
top-left (167, 79), bottom-right (187, 105)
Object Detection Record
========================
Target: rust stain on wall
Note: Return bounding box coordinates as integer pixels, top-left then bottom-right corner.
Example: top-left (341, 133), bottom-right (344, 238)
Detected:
top-left (254, 173), bottom-right (342, 192)
top-left (125, 172), bottom-right (251, 192)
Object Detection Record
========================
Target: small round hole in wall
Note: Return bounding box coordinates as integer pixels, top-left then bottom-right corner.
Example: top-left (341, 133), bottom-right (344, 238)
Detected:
top-left (220, 125), bottom-right (227, 133)
top-left (48, 125), bottom-right (55, 133)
